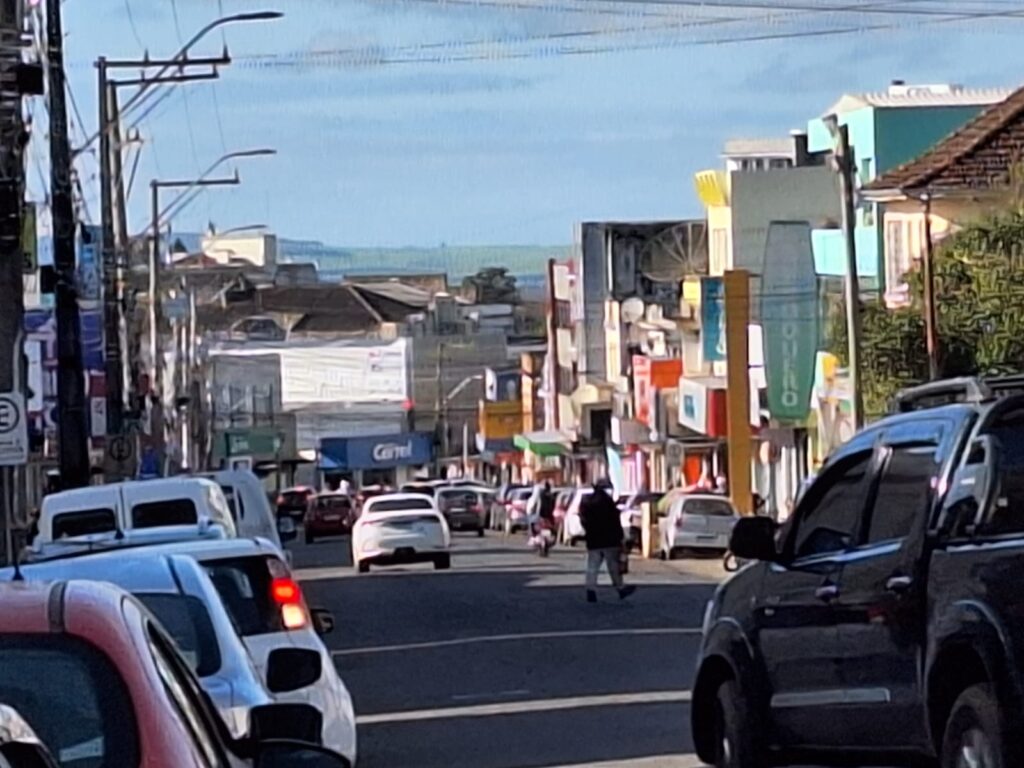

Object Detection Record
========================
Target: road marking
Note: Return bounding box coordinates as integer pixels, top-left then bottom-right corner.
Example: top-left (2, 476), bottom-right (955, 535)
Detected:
top-left (548, 756), bottom-right (703, 767)
top-left (357, 690), bottom-right (692, 725)
top-left (332, 627), bottom-right (701, 657)
top-left (451, 688), bottom-right (530, 702)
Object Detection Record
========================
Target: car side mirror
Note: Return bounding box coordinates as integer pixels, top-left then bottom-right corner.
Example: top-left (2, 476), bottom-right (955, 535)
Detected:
top-left (729, 516), bottom-right (779, 562)
top-left (265, 648), bottom-right (322, 693)
top-left (254, 741), bottom-right (350, 768)
top-left (311, 607), bottom-right (334, 636)
top-left (277, 516), bottom-right (298, 543)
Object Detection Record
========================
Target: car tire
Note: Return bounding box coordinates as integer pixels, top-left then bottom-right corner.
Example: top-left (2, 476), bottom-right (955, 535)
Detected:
top-left (477, 527), bottom-right (485, 538)
top-left (713, 679), bottom-right (762, 768)
top-left (940, 684), bottom-right (1011, 768)
top-left (356, 560), bottom-right (370, 574)
top-left (434, 554), bottom-right (452, 570)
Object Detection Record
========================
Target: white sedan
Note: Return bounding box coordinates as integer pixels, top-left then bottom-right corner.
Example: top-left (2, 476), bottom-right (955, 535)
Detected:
top-left (658, 494), bottom-right (740, 558)
top-left (352, 493), bottom-right (452, 573)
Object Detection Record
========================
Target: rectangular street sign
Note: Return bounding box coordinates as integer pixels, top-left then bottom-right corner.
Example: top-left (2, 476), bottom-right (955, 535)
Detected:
top-left (0, 392), bottom-right (29, 466)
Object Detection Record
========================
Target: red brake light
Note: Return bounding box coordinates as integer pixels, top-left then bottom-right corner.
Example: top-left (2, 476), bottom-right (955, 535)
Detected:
top-left (271, 577), bottom-right (301, 605)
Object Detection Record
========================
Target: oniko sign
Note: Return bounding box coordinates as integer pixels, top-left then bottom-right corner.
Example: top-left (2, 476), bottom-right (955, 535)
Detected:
top-left (760, 222), bottom-right (818, 424)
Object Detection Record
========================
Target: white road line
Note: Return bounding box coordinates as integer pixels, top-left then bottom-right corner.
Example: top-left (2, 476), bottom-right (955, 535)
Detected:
top-left (357, 690), bottom-right (692, 725)
top-left (332, 627), bottom-right (702, 657)
top-left (548, 756), bottom-right (703, 768)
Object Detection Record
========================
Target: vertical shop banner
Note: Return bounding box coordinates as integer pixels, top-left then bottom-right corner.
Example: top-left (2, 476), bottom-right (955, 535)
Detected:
top-left (760, 222), bottom-right (818, 423)
top-left (77, 225), bottom-right (102, 306)
top-left (701, 277), bottom-right (726, 362)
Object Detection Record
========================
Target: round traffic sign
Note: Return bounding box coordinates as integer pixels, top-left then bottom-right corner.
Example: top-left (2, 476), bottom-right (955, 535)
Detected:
top-left (0, 395), bottom-right (21, 435)
top-left (108, 435), bottom-right (133, 463)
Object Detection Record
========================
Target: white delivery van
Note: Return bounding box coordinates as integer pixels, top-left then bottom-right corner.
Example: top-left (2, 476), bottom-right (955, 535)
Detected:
top-left (31, 477), bottom-right (237, 557)
top-left (201, 469), bottom-right (294, 549)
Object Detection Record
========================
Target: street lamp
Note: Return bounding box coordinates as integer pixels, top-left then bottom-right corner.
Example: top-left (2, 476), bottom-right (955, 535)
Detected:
top-left (151, 149), bottom-right (277, 233)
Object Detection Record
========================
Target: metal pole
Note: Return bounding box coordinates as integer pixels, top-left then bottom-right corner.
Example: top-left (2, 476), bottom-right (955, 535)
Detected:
top-left (434, 342), bottom-right (444, 475)
top-left (547, 258), bottom-right (560, 430)
top-left (108, 87), bottom-right (132, 415)
top-left (836, 124), bottom-right (865, 430)
top-left (98, 57), bottom-right (124, 445)
top-left (921, 195), bottom-right (940, 380)
top-left (47, 0), bottom-right (90, 488)
top-left (149, 180), bottom-right (161, 398)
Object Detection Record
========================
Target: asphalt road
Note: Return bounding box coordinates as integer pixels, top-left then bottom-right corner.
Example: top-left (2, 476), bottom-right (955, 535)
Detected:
top-left (290, 531), bottom-right (723, 768)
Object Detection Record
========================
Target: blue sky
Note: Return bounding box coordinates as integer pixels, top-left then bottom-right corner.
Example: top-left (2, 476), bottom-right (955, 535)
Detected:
top-left (37, 0), bottom-right (1024, 247)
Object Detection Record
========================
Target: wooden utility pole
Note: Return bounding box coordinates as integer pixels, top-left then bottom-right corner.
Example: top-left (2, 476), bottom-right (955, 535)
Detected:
top-left (834, 122), bottom-right (865, 430)
top-left (724, 270), bottom-right (752, 516)
top-left (47, 0), bottom-right (90, 488)
top-left (921, 194), bottom-right (940, 380)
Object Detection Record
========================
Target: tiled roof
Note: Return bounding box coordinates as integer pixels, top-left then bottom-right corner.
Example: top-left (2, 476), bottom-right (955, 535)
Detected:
top-left (865, 85), bottom-right (1024, 194)
top-left (825, 86), bottom-right (1012, 115)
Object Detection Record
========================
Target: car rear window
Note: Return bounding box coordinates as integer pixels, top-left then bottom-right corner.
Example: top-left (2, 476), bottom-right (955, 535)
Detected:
top-left (52, 508), bottom-right (117, 539)
top-left (204, 556), bottom-right (284, 636)
top-left (371, 514), bottom-right (443, 526)
top-left (368, 498), bottom-right (434, 513)
top-left (0, 635), bottom-right (140, 768)
top-left (400, 485), bottom-right (436, 497)
top-left (316, 496), bottom-right (352, 511)
top-left (131, 498), bottom-right (198, 529)
top-left (279, 492), bottom-right (308, 506)
top-left (137, 593), bottom-right (222, 678)
top-left (683, 498), bottom-right (736, 517)
top-left (438, 491), bottom-right (475, 509)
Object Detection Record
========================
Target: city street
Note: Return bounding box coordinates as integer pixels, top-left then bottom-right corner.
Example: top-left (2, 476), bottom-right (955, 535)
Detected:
top-left (292, 533), bottom-right (724, 768)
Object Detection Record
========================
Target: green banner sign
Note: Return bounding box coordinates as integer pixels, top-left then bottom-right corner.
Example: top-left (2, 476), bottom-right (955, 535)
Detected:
top-left (760, 222), bottom-right (818, 424)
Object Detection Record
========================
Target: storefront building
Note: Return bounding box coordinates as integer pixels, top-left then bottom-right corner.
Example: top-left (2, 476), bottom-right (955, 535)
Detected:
top-left (318, 432), bottom-right (434, 488)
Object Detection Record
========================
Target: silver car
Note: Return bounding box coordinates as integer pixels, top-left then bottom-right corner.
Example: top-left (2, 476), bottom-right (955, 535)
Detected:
top-left (658, 494), bottom-right (739, 558)
top-left (3, 551), bottom-right (274, 741)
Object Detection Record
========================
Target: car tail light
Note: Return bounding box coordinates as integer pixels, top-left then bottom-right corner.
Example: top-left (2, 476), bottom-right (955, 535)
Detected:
top-left (271, 577), bottom-right (307, 629)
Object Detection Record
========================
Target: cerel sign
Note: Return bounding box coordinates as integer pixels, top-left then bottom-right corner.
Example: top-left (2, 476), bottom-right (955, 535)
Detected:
top-left (760, 222), bottom-right (818, 424)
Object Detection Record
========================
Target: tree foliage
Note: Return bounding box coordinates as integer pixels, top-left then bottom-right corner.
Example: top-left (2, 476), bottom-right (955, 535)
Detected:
top-left (830, 212), bottom-right (1024, 416)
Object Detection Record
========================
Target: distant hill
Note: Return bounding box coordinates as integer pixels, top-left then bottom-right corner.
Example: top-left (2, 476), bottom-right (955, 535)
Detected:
top-left (278, 241), bottom-right (570, 280)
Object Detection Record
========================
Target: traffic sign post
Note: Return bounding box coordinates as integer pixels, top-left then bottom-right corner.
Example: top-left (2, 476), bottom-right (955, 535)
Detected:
top-left (0, 392), bottom-right (28, 467)
top-left (104, 431), bottom-right (137, 481)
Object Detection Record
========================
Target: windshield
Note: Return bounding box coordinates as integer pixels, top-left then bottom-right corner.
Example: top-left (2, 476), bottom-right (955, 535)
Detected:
top-left (137, 593), bottom-right (222, 678)
top-left (0, 636), bottom-right (140, 768)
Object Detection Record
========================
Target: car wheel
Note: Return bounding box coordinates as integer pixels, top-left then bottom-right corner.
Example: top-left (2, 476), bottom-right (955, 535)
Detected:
top-left (941, 684), bottom-right (1010, 768)
top-left (434, 554), bottom-right (452, 570)
top-left (713, 680), bottom-right (762, 768)
top-left (477, 527), bottom-right (485, 538)
top-left (356, 560), bottom-right (370, 574)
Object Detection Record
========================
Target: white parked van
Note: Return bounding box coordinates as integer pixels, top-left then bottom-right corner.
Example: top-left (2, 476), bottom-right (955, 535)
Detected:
top-left (201, 469), bottom-right (290, 548)
top-left (31, 477), bottom-right (237, 557)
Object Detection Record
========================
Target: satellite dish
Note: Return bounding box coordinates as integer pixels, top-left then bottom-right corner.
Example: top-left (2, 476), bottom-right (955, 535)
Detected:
top-left (621, 297), bottom-right (645, 323)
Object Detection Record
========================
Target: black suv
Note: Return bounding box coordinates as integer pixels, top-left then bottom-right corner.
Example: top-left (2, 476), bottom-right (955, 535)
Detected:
top-left (691, 376), bottom-right (1024, 768)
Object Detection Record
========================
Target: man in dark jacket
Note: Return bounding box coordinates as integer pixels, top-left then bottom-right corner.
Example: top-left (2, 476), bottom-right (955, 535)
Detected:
top-left (580, 479), bottom-right (636, 603)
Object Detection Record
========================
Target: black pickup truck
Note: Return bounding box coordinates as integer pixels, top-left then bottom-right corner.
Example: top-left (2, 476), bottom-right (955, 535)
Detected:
top-left (691, 376), bottom-right (1024, 768)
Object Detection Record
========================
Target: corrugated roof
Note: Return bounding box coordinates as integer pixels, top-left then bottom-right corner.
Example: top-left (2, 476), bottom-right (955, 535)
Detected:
top-left (825, 86), bottom-right (1012, 115)
top-left (865, 85), bottom-right (1024, 194)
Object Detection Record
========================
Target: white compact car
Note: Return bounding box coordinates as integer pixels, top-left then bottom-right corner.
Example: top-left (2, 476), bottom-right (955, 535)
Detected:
top-left (352, 493), bottom-right (451, 573)
top-left (658, 493), bottom-right (740, 558)
top-left (561, 488), bottom-right (593, 545)
top-left (23, 536), bottom-right (359, 766)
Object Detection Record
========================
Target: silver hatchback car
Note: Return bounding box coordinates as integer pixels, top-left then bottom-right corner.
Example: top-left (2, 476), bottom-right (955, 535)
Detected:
top-left (658, 493), bottom-right (739, 558)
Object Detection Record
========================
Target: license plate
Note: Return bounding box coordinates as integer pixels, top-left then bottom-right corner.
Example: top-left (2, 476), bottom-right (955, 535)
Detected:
top-left (324, 515), bottom-right (341, 522)
top-left (697, 534), bottom-right (716, 541)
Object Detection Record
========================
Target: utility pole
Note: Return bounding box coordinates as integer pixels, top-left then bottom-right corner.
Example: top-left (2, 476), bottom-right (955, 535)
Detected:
top-left (0, 0), bottom-right (26, 564)
top-left (47, 0), bottom-right (90, 488)
top-left (434, 341), bottom-right (445, 475)
top-left (920, 194), bottom-right (940, 380)
top-left (833, 121), bottom-right (865, 430)
top-left (724, 270), bottom-right (752, 516)
top-left (97, 57), bottom-right (124, 448)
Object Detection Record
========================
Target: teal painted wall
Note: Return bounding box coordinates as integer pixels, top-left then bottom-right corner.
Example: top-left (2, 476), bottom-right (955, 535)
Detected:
top-left (873, 106), bottom-right (987, 173)
top-left (807, 104), bottom-right (984, 285)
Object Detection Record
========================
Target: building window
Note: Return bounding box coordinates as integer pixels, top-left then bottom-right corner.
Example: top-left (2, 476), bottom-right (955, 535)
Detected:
top-left (885, 215), bottom-right (927, 304)
top-left (860, 157), bottom-right (873, 181)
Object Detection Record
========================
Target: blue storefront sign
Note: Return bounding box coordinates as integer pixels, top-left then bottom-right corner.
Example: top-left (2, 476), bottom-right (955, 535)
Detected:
top-left (701, 277), bottom-right (726, 363)
top-left (319, 432), bottom-right (434, 471)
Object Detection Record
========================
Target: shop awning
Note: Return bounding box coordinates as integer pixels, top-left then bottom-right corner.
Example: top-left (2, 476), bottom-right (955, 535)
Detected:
top-left (513, 430), bottom-right (572, 457)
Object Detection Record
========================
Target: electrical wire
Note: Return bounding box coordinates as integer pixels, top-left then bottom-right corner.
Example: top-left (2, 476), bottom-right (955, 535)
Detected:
top-left (123, 0), bottom-right (147, 51)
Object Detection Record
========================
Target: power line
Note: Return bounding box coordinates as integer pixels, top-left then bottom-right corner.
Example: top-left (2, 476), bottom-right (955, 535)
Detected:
top-left (123, 0), bottom-right (147, 51)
